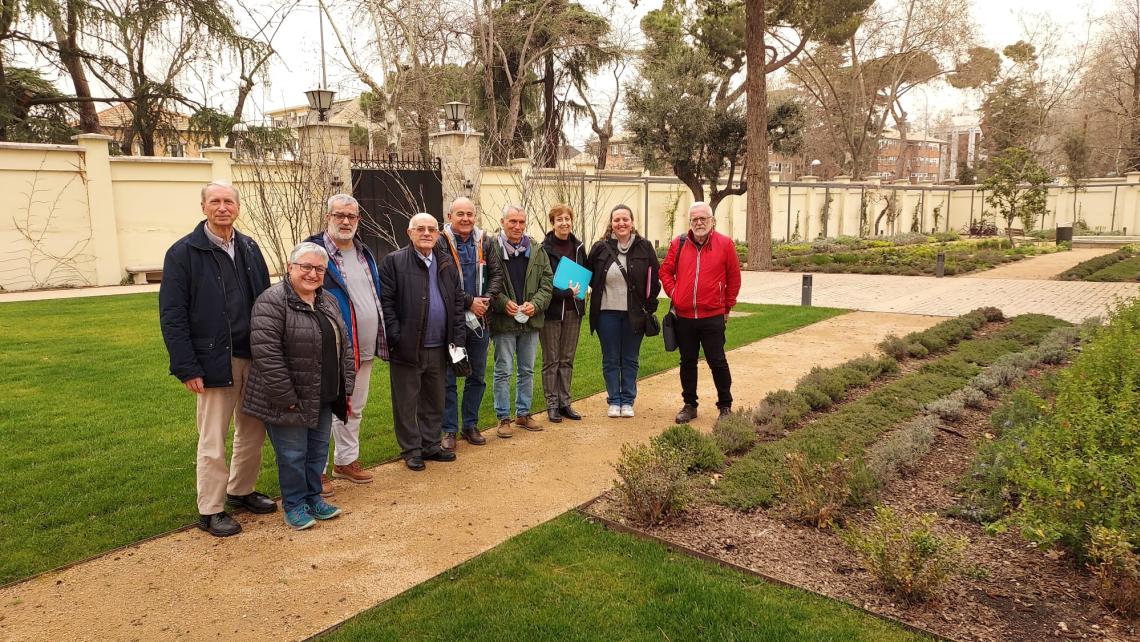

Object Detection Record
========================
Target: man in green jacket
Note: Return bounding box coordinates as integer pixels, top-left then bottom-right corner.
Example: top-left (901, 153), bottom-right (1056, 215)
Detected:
top-left (490, 205), bottom-right (553, 438)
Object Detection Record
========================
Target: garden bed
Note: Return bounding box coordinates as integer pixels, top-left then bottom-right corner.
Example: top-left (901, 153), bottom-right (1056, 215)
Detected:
top-left (585, 309), bottom-right (1138, 642)
top-left (1059, 246), bottom-right (1139, 282)
top-left (769, 238), bottom-right (1058, 276)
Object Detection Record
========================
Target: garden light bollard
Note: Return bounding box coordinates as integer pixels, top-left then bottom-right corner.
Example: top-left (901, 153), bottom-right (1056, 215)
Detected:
top-left (936, 252), bottom-right (945, 278)
top-left (801, 274), bottom-right (812, 306)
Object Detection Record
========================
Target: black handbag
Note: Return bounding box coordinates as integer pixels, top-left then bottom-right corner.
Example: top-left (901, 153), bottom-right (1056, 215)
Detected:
top-left (602, 241), bottom-right (659, 336)
top-left (661, 234), bottom-right (687, 351)
top-left (662, 309), bottom-right (678, 351)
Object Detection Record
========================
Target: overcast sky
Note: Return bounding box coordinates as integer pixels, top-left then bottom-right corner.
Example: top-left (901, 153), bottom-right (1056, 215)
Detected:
top-left (20, 0), bottom-right (1104, 148)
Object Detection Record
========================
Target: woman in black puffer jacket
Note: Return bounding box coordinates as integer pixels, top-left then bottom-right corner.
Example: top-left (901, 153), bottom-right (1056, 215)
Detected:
top-left (243, 241), bottom-right (355, 531)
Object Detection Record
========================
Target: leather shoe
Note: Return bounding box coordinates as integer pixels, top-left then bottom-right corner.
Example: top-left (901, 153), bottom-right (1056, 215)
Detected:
top-left (559, 405), bottom-right (582, 420)
top-left (547, 408), bottom-right (562, 423)
top-left (198, 511), bottom-right (241, 537)
top-left (441, 433), bottom-right (457, 451)
top-left (717, 406), bottom-right (732, 420)
top-left (675, 404), bottom-right (698, 424)
top-left (226, 491), bottom-right (277, 514)
top-left (516, 414), bottom-right (543, 431)
top-left (405, 456), bottom-right (425, 471)
top-left (461, 427), bottom-right (486, 445)
top-left (424, 449), bottom-right (457, 462)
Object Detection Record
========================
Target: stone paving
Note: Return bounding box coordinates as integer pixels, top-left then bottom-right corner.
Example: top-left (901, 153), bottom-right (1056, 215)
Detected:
top-left (737, 271), bottom-right (1139, 323)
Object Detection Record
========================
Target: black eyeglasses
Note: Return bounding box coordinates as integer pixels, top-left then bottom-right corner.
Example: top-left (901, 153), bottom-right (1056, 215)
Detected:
top-left (292, 263), bottom-right (327, 275)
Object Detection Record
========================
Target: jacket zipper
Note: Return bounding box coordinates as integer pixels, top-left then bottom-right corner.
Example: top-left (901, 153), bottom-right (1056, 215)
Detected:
top-left (692, 241), bottom-right (702, 316)
top-left (209, 249), bottom-right (234, 382)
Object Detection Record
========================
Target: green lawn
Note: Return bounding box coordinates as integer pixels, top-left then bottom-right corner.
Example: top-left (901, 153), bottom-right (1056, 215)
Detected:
top-left (321, 512), bottom-right (930, 641)
top-left (0, 293), bottom-right (842, 584)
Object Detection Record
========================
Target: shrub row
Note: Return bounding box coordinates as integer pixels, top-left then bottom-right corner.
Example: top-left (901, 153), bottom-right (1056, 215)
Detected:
top-left (1059, 245), bottom-right (1136, 281)
top-left (877, 307), bottom-right (1000, 362)
top-left (752, 354), bottom-right (898, 429)
top-left (714, 314), bottom-right (1070, 512)
top-left (953, 303), bottom-right (1138, 613)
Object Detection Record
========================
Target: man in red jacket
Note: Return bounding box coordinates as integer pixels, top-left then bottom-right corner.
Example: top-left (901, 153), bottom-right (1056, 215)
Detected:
top-left (659, 201), bottom-right (742, 423)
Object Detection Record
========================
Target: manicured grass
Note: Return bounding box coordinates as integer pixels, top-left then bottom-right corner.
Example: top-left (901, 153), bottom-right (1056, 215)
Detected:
top-left (714, 314), bottom-right (1070, 511)
top-left (321, 512), bottom-right (931, 642)
top-left (0, 293), bottom-right (842, 584)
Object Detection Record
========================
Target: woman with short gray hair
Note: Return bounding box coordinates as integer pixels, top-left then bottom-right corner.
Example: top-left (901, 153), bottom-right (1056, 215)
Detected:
top-left (242, 242), bottom-right (355, 530)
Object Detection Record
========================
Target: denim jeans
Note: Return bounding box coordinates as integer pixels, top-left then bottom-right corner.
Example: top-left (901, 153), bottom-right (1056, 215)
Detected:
top-left (596, 310), bottom-right (643, 406)
top-left (492, 330), bottom-right (539, 419)
top-left (443, 325), bottom-right (491, 434)
top-left (266, 403), bottom-right (332, 512)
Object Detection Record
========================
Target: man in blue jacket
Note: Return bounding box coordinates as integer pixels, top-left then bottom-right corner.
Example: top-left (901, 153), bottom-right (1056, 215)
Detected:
top-left (306, 194), bottom-right (388, 488)
top-left (159, 181), bottom-right (275, 537)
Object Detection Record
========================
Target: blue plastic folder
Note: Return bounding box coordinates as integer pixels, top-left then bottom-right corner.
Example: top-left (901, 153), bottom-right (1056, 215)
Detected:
top-left (552, 256), bottom-right (592, 300)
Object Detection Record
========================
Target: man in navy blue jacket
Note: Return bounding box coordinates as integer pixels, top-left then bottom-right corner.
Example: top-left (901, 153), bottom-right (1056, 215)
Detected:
top-left (159, 181), bottom-right (275, 537)
top-left (306, 194), bottom-right (388, 488)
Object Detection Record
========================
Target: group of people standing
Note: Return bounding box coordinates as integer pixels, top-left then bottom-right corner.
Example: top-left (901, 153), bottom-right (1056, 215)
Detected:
top-left (159, 181), bottom-right (740, 535)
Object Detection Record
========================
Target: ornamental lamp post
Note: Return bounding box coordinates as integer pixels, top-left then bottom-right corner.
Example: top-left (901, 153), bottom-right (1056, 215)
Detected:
top-left (443, 101), bottom-right (469, 131)
top-left (305, 88), bottom-right (335, 123)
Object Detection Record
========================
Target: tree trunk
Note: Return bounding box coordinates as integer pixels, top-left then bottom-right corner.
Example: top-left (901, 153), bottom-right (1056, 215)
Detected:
top-left (894, 111), bottom-right (910, 180)
top-left (744, 0), bottom-right (772, 270)
top-left (539, 52), bottom-right (557, 168)
top-left (1128, 59), bottom-right (1140, 172)
top-left (595, 131), bottom-right (611, 170)
top-left (477, 0), bottom-right (501, 163)
top-left (53, 1), bottom-right (101, 134)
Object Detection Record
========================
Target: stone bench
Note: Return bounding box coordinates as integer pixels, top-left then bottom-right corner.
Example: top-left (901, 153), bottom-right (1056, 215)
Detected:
top-left (125, 265), bottom-right (163, 285)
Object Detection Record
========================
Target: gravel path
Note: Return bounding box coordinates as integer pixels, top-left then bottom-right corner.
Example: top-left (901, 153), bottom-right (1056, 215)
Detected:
top-left (0, 311), bottom-right (938, 642)
top-left (961, 248), bottom-right (1115, 280)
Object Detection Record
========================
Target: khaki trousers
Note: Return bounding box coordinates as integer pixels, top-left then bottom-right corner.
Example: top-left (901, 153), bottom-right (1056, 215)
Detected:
top-left (195, 357), bottom-right (266, 515)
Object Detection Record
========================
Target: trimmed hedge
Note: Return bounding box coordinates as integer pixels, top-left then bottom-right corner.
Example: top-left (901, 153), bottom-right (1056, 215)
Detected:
top-left (1059, 245), bottom-right (1137, 282)
top-left (715, 314), bottom-right (1070, 511)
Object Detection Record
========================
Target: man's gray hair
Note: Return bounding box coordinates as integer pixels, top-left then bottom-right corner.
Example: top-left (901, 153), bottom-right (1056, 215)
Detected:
top-left (289, 241), bottom-right (329, 264)
top-left (408, 212), bottom-right (438, 230)
top-left (501, 204), bottom-right (525, 218)
top-left (201, 181), bottom-right (240, 205)
top-left (327, 193), bottom-right (359, 214)
top-left (689, 201), bottom-right (713, 216)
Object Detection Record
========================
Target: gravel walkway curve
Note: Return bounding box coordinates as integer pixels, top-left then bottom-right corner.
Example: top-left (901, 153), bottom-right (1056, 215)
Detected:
top-left (0, 311), bottom-right (938, 642)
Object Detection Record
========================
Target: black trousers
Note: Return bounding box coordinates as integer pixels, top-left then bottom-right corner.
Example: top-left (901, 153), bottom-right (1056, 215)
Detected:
top-left (675, 315), bottom-right (732, 410)
top-left (390, 347), bottom-right (447, 458)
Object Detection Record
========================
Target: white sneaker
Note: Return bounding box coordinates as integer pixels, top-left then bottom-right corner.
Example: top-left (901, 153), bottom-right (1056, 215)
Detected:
top-left (607, 404), bottom-right (621, 418)
top-left (621, 405), bottom-right (635, 418)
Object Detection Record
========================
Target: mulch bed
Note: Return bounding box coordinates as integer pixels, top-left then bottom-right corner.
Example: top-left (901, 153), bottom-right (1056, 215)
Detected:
top-left (583, 374), bottom-right (1138, 642)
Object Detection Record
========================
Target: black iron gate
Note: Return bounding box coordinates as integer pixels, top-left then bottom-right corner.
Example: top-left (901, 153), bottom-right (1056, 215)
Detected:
top-left (351, 154), bottom-right (443, 259)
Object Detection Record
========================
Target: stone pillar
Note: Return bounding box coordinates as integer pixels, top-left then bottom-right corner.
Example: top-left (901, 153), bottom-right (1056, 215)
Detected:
top-left (949, 132), bottom-right (959, 178)
top-left (800, 175), bottom-right (818, 240)
top-left (296, 122), bottom-right (352, 207)
top-left (429, 130), bottom-right (484, 209)
top-left (966, 129), bottom-right (977, 167)
top-left (201, 147), bottom-right (234, 184)
top-left (73, 134), bottom-right (124, 286)
top-left (1124, 172), bottom-right (1140, 235)
top-left (833, 175), bottom-right (851, 236)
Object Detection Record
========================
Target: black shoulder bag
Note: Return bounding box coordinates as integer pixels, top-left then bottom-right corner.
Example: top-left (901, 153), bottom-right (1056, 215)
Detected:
top-left (661, 235), bottom-right (687, 352)
top-left (601, 241), bottom-right (660, 337)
